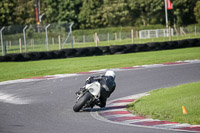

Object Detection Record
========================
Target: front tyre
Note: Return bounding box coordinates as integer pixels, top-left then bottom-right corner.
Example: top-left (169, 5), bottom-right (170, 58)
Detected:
top-left (73, 91), bottom-right (92, 112)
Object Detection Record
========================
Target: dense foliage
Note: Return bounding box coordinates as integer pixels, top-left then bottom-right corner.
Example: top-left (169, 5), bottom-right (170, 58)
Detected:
top-left (194, 1), bottom-right (200, 24)
top-left (0, 0), bottom-right (199, 29)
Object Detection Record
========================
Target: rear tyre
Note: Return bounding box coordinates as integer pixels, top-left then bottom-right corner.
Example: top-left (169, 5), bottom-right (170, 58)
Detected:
top-left (73, 91), bottom-right (92, 112)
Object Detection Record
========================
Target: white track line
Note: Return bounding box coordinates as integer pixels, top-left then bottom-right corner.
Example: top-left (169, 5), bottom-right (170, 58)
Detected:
top-left (0, 92), bottom-right (31, 105)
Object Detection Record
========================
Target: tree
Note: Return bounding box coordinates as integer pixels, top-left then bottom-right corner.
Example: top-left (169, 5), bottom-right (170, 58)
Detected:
top-left (44, 0), bottom-right (82, 29)
top-left (78, 0), bottom-right (103, 29)
top-left (0, 0), bottom-right (199, 29)
top-left (194, 1), bottom-right (200, 24)
top-left (14, 0), bottom-right (35, 25)
top-left (128, 0), bottom-right (164, 26)
top-left (0, 0), bottom-right (15, 26)
top-left (173, 0), bottom-right (198, 26)
top-left (101, 0), bottom-right (131, 27)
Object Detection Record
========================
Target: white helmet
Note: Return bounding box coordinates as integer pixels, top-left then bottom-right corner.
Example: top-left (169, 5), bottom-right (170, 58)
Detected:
top-left (105, 70), bottom-right (116, 79)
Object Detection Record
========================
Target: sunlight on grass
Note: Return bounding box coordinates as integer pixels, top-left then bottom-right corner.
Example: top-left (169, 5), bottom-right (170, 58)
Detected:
top-left (0, 47), bottom-right (200, 82)
top-left (128, 82), bottom-right (200, 125)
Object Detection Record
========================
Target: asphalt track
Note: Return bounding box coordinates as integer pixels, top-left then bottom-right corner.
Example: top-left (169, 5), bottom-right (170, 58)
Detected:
top-left (0, 62), bottom-right (200, 133)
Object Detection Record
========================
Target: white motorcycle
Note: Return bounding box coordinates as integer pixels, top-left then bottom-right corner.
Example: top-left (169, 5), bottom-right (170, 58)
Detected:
top-left (73, 82), bottom-right (101, 112)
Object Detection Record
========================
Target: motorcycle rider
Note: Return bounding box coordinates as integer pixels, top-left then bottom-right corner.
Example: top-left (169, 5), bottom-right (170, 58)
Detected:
top-left (76, 70), bottom-right (116, 108)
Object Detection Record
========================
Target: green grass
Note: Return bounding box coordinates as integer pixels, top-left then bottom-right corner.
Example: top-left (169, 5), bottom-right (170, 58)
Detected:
top-left (128, 82), bottom-right (200, 125)
top-left (0, 47), bottom-right (200, 82)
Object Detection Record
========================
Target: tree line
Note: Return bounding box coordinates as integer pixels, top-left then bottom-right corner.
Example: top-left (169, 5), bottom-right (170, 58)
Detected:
top-left (1, 0), bottom-right (200, 29)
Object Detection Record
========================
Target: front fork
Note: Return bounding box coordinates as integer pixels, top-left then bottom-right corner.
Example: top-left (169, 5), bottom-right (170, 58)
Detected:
top-left (75, 88), bottom-right (99, 108)
top-left (75, 88), bottom-right (87, 101)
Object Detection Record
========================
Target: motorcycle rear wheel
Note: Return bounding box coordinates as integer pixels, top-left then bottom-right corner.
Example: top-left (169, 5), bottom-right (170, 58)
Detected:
top-left (73, 91), bottom-right (92, 112)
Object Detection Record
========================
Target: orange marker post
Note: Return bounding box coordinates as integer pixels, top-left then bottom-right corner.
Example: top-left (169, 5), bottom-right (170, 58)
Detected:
top-left (182, 106), bottom-right (187, 114)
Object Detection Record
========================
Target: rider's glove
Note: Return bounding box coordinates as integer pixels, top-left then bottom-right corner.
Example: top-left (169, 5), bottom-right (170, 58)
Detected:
top-left (85, 77), bottom-right (92, 84)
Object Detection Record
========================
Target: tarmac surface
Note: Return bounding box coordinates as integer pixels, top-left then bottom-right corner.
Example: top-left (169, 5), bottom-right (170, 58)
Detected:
top-left (0, 60), bottom-right (200, 133)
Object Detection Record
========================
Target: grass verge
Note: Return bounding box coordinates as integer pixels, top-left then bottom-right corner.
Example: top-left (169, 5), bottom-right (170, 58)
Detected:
top-left (128, 82), bottom-right (200, 125)
top-left (0, 47), bottom-right (200, 82)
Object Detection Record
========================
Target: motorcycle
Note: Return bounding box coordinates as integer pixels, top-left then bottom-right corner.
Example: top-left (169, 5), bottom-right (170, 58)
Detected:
top-left (73, 81), bottom-right (101, 112)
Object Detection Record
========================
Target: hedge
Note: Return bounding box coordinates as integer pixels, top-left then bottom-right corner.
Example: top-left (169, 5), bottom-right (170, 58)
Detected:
top-left (0, 38), bottom-right (199, 62)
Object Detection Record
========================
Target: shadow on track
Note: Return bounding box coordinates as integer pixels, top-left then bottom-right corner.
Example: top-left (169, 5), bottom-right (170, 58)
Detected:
top-left (82, 105), bottom-right (127, 112)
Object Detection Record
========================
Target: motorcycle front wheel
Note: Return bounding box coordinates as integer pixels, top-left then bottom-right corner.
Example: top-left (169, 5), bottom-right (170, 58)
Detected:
top-left (73, 91), bottom-right (92, 112)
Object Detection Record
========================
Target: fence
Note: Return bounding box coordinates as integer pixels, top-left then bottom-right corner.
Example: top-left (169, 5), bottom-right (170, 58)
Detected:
top-left (139, 28), bottom-right (174, 39)
top-left (0, 23), bottom-right (200, 56)
top-left (73, 32), bottom-right (136, 43)
top-left (72, 26), bottom-right (200, 46)
top-left (0, 22), bottom-right (73, 56)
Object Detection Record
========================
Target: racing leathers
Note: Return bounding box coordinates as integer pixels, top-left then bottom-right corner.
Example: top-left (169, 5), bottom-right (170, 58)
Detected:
top-left (84, 75), bottom-right (116, 108)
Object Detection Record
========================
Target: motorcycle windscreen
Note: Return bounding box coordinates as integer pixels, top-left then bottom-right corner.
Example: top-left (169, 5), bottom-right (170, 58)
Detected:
top-left (86, 82), bottom-right (101, 97)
